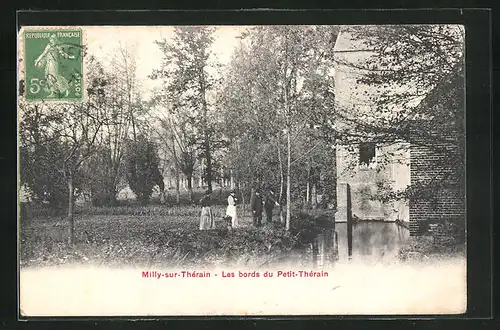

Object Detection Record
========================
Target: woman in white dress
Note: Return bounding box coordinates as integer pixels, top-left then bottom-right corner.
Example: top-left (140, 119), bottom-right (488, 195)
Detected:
top-left (226, 190), bottom-right (238, 228)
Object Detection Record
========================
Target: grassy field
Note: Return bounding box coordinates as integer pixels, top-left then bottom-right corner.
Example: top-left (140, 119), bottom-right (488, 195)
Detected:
top-left (20, 192), bottom-right (465, 268)
top-left (20, 203), bottom-right (311, 269)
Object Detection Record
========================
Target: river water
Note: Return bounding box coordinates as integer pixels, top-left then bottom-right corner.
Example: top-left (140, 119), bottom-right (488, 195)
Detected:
top-left (335, 221), bottom-right (410, 262)
top-left (311, 221), bottom-right (410, 265)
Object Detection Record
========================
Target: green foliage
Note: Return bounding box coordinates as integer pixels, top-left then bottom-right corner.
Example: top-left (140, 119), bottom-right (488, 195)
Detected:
top-left (81, 54), bottom-right (140, 207)
top-left (151, 26), bottom-right (222, 192)
top-left (218, 26), bottom-right (339, 216)
top-left (18, 103), bottom-right (87, 210)
top-left (398, 236), bottom-right (465, 262)
top-left (357, 184), bottom-right (373, 212)
top-left (20, 141), bottom-right (68, 210)
top-left (82, 145), bottom-right (122, 206)
top-left (288, 210), bottom-right (335, 247)
top-left (125, 136), bottom-right (161, 204)
top-left (179, 150), bottom-right (196, 180)
top-left (344, 25), bottom-right (464, 107)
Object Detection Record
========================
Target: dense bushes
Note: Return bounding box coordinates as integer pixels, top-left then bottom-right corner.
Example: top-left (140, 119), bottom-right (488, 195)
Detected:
top-left (288, 209), bottom-right (335, 248)
top-left (289, 209), bottom-right (334, 233)
top-left (125, 136), bottom-right (162, 204)
top-left (398, 231), bottom-right (466, 262)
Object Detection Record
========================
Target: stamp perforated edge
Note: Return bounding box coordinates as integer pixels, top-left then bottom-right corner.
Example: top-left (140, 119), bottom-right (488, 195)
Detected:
top-left (18, 26), bottom-right (88, 103)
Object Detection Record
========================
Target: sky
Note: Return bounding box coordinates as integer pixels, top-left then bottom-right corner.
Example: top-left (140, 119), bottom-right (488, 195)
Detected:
top-left (83, 26), bottom-right (250, 95)
top-left (20, 24), bottom-right (462, 116)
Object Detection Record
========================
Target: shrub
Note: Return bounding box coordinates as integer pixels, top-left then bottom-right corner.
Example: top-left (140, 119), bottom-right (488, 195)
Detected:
top-left (73, 204), bottom-right (227, 217)
top-left (125, 136), bottom-right (161, 204)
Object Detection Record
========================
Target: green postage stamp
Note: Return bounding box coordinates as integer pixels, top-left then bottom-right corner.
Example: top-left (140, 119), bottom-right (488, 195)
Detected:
top-left (22, 29), bottom-right (84, 101)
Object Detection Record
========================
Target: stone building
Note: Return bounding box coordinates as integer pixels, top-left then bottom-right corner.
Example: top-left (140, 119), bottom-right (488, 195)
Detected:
top-left (335, 142), bottom-right (410, 223)
top-left (333, 28), bottom-right (465, 236)
top-left (333, 28), bottom-right (410, 224)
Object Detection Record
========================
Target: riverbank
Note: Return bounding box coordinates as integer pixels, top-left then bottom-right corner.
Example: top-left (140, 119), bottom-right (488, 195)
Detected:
top-left (20, 204), bottom-right (465, 268)
top-left (20, 214), bottom-right (304, 269)
top-left (397, 235), bottom-right (466, 262)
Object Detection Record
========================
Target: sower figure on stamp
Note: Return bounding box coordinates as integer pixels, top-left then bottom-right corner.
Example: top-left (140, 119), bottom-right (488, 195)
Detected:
top-left (199, 190), bottom-right (215, 230)
top-left (264, 189), bottom-right (279, 224)
top-left (225, 189), bottom-right (238, 229)
top-left (34, 34), bottom-right (75, 97)
top-left (251, 190), bottom-right (264, 227)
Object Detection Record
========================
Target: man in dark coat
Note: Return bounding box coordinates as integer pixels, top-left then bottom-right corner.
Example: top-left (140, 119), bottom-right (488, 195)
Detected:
top-left (264, 189), bottom-right (279, 224)
top-left (251, 190), bottom-right (264, 227)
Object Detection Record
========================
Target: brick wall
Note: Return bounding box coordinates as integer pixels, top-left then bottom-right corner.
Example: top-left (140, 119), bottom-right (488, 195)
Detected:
top-left (408, 72), bottom-right (465, 236)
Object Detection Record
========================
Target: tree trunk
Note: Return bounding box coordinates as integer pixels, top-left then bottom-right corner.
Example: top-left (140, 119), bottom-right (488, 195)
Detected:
top-left (306, 185), bottom-right (310, 204)
top-left (205, 138), bottom-right (213, 193)
top-left (220, 167), bottom-right (225, 187)
top-left (175, 169), bottom-right (180, 203)
top-left (283, 30), bottom-right (291, 231)
top-left (199, 62), bottom-right (213, 194)
top-left (311, 182), bottom-right (317, 210)
top-left (239, 182), bottom-right (246, 216)
top-left (187, 174), bottom-right (193, 203)
top-left (277, 139), bottom-right (285, 224)
top-left (158, 177), bottom-right (166, 204)
top-left (306, 167), bottom-right (310, 210)
top-left (67, 174), bottom-right (75, 245)
top-left (230, 169), bottom-right (235, 189)
top-left (286, 129), bottom-right (291, 231)
top-left (171, 135), bottom-right (180, 204)
top-left (249, 187), bottom-right (256, 213)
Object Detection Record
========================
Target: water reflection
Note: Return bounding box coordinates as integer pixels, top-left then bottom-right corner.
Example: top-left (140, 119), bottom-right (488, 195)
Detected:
top-left (335, 222), bottom-right (410, 262)
top-left (312, 229), bottom-right (338, 268)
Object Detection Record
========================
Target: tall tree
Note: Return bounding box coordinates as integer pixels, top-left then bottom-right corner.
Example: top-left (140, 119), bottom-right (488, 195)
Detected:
top-left (151, 26), bottom-right (222, 194)
top-left (56, 102), bottom-right (105, 244)
top-left (148, 103), bottom-right (199, 204)
top-left (83, 55), bottom-right (129, 206)
top-left (39, 56), bottom-right (107, 244)
top-left (85, 44), bottom-right (156, 205)
top-left (219, 26), bottom-right (339, 229)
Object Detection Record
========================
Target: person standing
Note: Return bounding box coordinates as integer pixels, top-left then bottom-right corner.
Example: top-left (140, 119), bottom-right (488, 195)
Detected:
top-left (226, 190), bottom-right (238, 228)
top-left (251, 190), bottom-right (264, 227)
top-left (199, 190), bottom-right (215, 230)
top-left (264, 189), bottom-right (279, 224)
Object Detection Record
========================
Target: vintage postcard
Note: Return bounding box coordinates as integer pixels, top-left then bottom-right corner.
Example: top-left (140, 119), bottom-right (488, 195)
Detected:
top-left (18, 24), bottom-right (466, 316)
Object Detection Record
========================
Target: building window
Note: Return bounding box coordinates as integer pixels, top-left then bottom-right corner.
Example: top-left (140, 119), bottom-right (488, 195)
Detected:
top-left (359, 142), bottom-right (376, 166)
